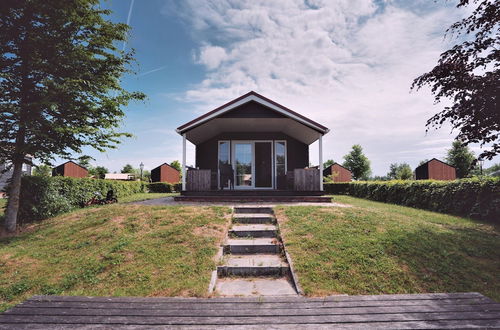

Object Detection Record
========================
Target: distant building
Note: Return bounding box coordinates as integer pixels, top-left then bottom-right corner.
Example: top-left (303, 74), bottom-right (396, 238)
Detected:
top-left (52, 161), bottom-right (88, 178)
top-left (0, 155), bottom-right (33, 197)
top-left (323, 163), bottom-right (352, 182)
top-left (151, 163), bottom-right (180, 184)
top-left (104, 173), bottom-right (135, 181)
top-left (415, 158), bottom-right (456, 180)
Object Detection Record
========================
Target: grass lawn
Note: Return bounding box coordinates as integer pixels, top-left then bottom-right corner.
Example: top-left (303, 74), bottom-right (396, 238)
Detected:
top-left (0, 204), bottom-right (230, 312)
top-left (276, 195), bottom-right (500, 300)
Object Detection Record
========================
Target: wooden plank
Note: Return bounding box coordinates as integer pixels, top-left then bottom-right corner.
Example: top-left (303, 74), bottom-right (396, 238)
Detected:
top-left (1, 319), bottom-right (500, 330)
top-left (6, 304), bottom-right (500, 317)
top-left (0, 311), bottom-right (499, 325)
top-left (26, 292), bottom-right (488, 303)
top-left (28, 292), bottom-right (487, 304)
top-left (186, 169), bottom-right (211, 191)
top-left (16, 298), bottom-right (497, 311)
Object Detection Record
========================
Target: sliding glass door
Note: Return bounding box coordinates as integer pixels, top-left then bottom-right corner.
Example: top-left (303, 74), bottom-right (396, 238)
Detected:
top-left (233, 142), bottom-right (253, 188)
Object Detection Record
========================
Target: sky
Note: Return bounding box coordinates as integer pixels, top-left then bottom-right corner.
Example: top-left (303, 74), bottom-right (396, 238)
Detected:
top-left (62, 0), bottom-right (497, 176)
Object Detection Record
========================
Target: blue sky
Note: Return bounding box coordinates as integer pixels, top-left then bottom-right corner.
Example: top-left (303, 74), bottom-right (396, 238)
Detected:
top-left (60, 0), bottom-right (496, 175)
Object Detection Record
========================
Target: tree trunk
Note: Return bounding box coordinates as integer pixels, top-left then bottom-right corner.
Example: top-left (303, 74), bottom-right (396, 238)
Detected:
top-left (4, 158), bottom-right (24, 232)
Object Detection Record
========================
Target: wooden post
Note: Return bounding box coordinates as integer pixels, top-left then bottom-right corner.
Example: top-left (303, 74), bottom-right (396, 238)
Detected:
top-left (319, 134), bottom-right (323, 191)
top-left (182, 133), bottom-right (186, 191)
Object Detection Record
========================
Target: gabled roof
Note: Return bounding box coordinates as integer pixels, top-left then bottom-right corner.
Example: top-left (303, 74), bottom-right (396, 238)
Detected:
top-left (324, 162), bottom-right (351, 172)
top-left (55, 160), bottom-right (87, 171)
top-left (415, 158), bottom-right (455, 170)
top-left (152, 163), bottom-right (180, 172)
top-left (176, 91), bottom-right (329, 135)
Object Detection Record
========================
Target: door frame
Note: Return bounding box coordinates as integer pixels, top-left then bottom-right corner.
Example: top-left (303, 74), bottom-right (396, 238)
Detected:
top-left (230, 140), bottom-right (275, 190)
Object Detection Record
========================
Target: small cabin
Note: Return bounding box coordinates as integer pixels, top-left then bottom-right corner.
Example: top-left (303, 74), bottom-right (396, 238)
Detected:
top-left (151, 163), bottom-right (180, 184)
top-left (415, 158), bottom-right (456, 180)
top-left (0, 155), bottom-right (33, 197)
top-left (52, 161), bottom-right (88, 178)
top-left (176, 91), bottom-right (329, 194)
top-left (323, 163), bottom-right (352, 182)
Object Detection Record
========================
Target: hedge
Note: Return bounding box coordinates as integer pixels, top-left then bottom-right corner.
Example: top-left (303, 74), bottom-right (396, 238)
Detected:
top-left (147, 182), bottom-right (181, 193)
top-left (324, 178), bottom-right (500, 222)
top-left (14, 176), bottom-right (147, 224)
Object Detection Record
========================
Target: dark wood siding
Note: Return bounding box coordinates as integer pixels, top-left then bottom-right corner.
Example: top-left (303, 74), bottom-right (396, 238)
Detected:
top-left (415, 159), bottom-right (456, 181)
top-left (219, 101), bottom-right (286, 119)
top-left (52, 161), bottom-right (87, 178)
top-left (195, 133), bottom-right (309, 173)
top-left (151, 164), bottom-right (180, 184)
top-left (324, 164), bottom-right (352, 182)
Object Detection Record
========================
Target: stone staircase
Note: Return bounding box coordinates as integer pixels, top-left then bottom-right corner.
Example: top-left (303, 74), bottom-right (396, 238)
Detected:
top-left (214, 207), bottom-right (298, 296)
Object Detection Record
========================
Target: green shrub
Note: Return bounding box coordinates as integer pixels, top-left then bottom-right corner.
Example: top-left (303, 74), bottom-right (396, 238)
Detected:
top-left (323, 183), bottom-right (350, 194)
top-left (15, 176), bottom-right (146, 223)
top-left (329, 178), bottom-right (499, 222)
top-left (147, 182), bottom-right (181, 193)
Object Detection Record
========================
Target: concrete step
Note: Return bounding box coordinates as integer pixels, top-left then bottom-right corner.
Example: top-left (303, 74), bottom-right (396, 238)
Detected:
top-left (224, 238), bottom-right (281, 254)
top-left (230, 224), bottom-right (277, 238)
top-left (233, 213), bottom-right (275, 224)
top-left (218, 255), bottom-right (289, 277)
top-left (215, 278), bottom-right (297, 296)
top-left (234, 207), bottom-right (274, 214)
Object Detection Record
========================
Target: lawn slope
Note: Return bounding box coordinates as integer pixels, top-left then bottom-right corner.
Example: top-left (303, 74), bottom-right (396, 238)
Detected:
top-left (0, 204), bottom-right (230, 312)
top-left (277, 196), bottom-right (500, 300)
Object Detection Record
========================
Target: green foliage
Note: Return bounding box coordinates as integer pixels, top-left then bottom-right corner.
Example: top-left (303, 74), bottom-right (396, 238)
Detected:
top-left (325, 178), bottom-right (500, 222)
top-left (170, 160), bottom-right (181, 172)
top-left (484, 163), bottom-right (500, 177)
top-left (342, 144), bottom-right (371, 180)
top-left (0, 0), bottom-right (145, 231)
top-left (323, 159), bottom-right (334, 169)
top-left (121, 164), bottom-right (135, 174)
top-left (90, 166), bottom-right (108, 179)
top-left (324, 183), bottom-right (350, 194)
top-left (412, 0), bottom-right (499, 160)
top-left (387, 163), bottom-right (413, 180)
top-left (446, 140), bottom-right (476, 178)
top-left (147, 182), bottom-right (181, 193)
top-left (15, 176), bottom-right (147, 224)
top-left (32, 164), bottom-right (52, 177)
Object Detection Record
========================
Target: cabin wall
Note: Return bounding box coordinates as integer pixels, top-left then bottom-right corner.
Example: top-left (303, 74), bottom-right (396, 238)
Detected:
top-left (331, 164), bottom-right (352, 182)
top-left (195, 132), bottom-right (309, 173)
top-left (151, 165), bottom-right (180, 184)
top-left (428, 160), bottom-right (456, 180)
top-left (64, 163), bottom-right (88, 178)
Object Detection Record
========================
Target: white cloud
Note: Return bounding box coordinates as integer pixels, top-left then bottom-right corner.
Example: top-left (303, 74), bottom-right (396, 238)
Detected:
top-left (165, 0), bottom-right (495, 174)
top-left (196, 45), bottom-right (228, 70)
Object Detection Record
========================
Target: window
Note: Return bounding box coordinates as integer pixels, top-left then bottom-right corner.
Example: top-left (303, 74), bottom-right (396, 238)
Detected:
top-left (218, 141), bottom-right (230, 188)
top-left (275, 141), bottom-right (286, 187)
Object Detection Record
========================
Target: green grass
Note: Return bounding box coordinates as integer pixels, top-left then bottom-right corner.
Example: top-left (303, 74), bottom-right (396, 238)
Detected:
top-left (276, 195), bottom-right (500, 300)
top-left (119, 192), bottom-right (178, 203)
top-left (0, 204), bottom-right (230, 312)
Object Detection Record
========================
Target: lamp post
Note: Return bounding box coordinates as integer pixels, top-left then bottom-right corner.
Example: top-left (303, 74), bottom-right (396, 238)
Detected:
top-left (139, 162), bottom-right (144, 181)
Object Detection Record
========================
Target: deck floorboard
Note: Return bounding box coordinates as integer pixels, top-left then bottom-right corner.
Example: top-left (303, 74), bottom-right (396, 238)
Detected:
top-left (1, 293), bottom-right (498, 329)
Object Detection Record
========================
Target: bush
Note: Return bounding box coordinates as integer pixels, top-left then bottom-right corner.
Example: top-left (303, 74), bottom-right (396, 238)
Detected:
top-left (147, 182), bottom-right (174, 193)
top-left (15, 176), bottom-right (146, 224)
top-left (324, 183), bottom-right (350, 194)
top-left (328, 178), bottom-right (500, 222)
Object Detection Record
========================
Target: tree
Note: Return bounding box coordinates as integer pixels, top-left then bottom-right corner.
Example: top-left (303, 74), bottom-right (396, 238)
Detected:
top-left (32, 164), bottom-right (52, 177)
top-left (323, 159), bottom-right (335, 169)
top-left (170, 160), bottom-right (181, 172)
top-left (387, 163), bottom-right (413, 180)
top-left (484, 163), bottom-right (500, 177)
top-left (446, 140), bottom-right (476, 178)
top-left (342, 145), bottom-right (371, 180)
top-left (418, 159), bottom-right (429, 167)
top-left (0, 1), bottom-right (145, 232)
top-left (91, 166), bottom-right (108, 179)
top-left (121, 164), bottom-right (135, 174)
top-left (412, 0), bottom-right (499, 161)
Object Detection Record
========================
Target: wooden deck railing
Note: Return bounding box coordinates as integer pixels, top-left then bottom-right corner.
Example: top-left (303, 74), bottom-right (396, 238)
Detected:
top-left (293, 168), bottom-right (320, 191)
top-left (186, 169), bottom-right (211, 191)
